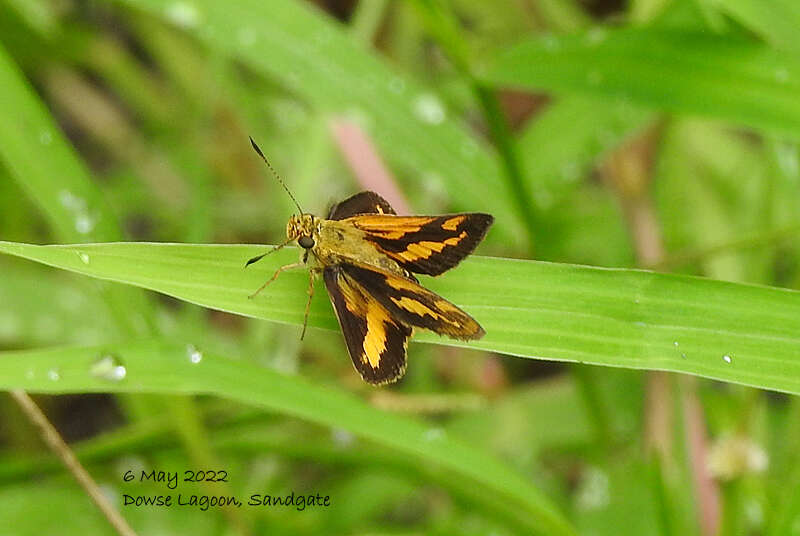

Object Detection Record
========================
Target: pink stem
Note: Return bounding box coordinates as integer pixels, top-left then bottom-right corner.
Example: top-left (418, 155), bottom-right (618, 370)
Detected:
top-left (329, 118), bottom-right (410, 214)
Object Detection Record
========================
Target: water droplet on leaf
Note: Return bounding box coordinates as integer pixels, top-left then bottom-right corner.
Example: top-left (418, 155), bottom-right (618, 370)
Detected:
top-left (388, 77), bottom-right (406, 94)
top-left (422, 428), bottom-right (445, 442)
top-left (412, 93), bottom-right (446, 125)
top-left (237, 27), bottom-right (256, 47)
top-left (75, 213), bottom-right (96, 235)
top-left (59, 190), bottom-right (86, 211)
top-left (187, 344), bottom-right (203, 364)
top-left (165, 1), bottom-right (201, 28)
top-left (587, 70), bottom-right (604, 85)
top-left (0, 312), bottom-right (20, 340)
top-left (90, 354), bottom-right (127, 382)
top-left (585, 27), bottom-right (608, 46)
top-left (541, 34), bottom-right (560, 51)
top-left (331, 428), bottom-right (355, 447)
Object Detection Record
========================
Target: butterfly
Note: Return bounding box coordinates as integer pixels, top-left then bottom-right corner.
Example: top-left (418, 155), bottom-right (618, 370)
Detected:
top-left (246, 138), bottom-right (493, 385)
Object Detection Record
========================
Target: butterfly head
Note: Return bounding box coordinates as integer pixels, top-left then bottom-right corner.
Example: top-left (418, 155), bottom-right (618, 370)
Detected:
top-left (287, 214), bottom-right (316, 249)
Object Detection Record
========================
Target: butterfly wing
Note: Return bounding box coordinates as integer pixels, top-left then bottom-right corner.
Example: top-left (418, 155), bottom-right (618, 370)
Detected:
top-left (346, 213), bottom-right (493, 276)
top-left (323, 265), bottom-right (410, 385)
top-left (338, 262), bottom-right (485, 340)
top-left (322, 190), bottom-right (489, 384)
top-left (328, 191), bottom-right (396, 220)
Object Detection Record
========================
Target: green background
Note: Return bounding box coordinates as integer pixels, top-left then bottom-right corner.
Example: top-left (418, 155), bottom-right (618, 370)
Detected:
top-left (1, 0), bottom-right (799, 534)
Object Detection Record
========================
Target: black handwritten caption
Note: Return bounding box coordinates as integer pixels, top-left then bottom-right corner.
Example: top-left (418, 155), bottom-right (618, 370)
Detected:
top-left (122, 470), bottom-right (331, 512)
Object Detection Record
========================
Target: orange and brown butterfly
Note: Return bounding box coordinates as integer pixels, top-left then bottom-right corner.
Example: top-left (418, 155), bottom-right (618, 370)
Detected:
top-left (246, 138), bottom-right (493, 385)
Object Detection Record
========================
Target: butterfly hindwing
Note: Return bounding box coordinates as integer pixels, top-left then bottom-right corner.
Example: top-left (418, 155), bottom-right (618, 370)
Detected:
top-left (328, 191), bottom-right (396, 220)
top-left (347, 213), bottom-right (494, 276)
top-left (323, 265), bottom-right (410, 385)
top-left (339, 263), bottom-right (485, 340)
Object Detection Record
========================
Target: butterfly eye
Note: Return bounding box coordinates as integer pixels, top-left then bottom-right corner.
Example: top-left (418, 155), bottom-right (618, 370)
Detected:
top-left (298, 236), bottom-right (315, 249)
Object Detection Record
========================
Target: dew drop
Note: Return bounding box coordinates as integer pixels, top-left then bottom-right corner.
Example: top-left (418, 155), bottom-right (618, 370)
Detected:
top-left (541, 34), bottom-right (560, 52)
top-left (341, 106), bottom-right (371, 130)
top-left (165, 1), bottom-right (200, 28)
top-left (47, 368), bottom-right (61, 381)
top-left (775, 68), bottom-right (789, 83)
top-left (75, 213), bottom-right (97, 235)
top-left (575, 466), bottom-right (610, 511)
top-left (388, 77), bottom-right (406, 95)
top-left (585, 27), bottom-right (608, 46)
top-left (39, 130), bottom-right (53, 145)
top-left (560, 161), bottom-right (581, 182)
top-left (723, 354), bottom-right (732, 364)
top-left (58, 288), bottom-right (85, 310)
top-left (673, 341), bottom-right (679, 347)
top-left (745, 500), bottom-right (764, 528)
top-left (59, 190), bottom-right (86, 211)
top-left (361, 73), bottom-right (378, 92)
top-left (78, 252), bottom-right (90, 265)
top-left (412, 93), bottom-right (446, 125)
top-left (237, 26), bottom-right (257, 47)
top-left (76, 327), bottom-right (103, 345)
top-left (534, 189), bottom-right (553, 209)
top-left (708, 435), bottom-right (768, 480)
top-left (283, 70), bottom-right (300, 87)
top-left (313, 30), bottom-right (332, 45)
top-left (0, 311), bottom-right (20, 340)
top-left (331, 428), bottom-right (355, 447)
top-left (25, 369), bottom-right (35, 380)
top-left (99, 484), bottom-right (120, 506)
top-left (115, 456), bottom-right (147, 478)
top-left (186, 344), bottom-right (203, 364)
top-left (587, 70), bottom-right (604, 85)
top-left (90, 354), bottom-right (127, 382)
top-left (597, 127), bottom-right (617, 151)
top-left (775, 143), bottom-right (799, 178)
top-left (35, 315), bottom-right (60, 339)
top-left (422, 428), bottom-right (445, 442)
top-left (460, 139), bottom-right (478, 159)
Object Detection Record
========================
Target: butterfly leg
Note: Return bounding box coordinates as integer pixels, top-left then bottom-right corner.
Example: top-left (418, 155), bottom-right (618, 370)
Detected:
top-left (299, 270), bottom-right (316, 341)
top-left (248, 262), bottom-right (304, 299)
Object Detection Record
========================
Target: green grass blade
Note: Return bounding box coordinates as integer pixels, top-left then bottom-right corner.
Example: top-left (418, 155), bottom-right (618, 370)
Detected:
top-left (517, 95), bottom-right (654, 210)
top-left (0, 339), bottom-right (575, 536)
top-left (0, 43), bottom-right (122, 243)
top-left (713, 0), bottom-right (800, 53)
top-left (484, 28), bottom-right (800, 140)
top-left (0, 41), bottom-right (156, 339)
top-left (2, 241), bottom-right (800, 396)
top-left (113, 0), bottom-right (524, 246)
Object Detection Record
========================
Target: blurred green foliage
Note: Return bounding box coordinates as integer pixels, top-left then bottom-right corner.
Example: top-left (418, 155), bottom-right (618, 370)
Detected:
top-left (1, 0), bottom-right (800, 535)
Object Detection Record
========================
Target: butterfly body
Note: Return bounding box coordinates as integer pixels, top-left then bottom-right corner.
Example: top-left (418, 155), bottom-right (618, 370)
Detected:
top-left (289, 214), bottom-right (410, 277)
top-left (253, 190), bottom-right (493, 385)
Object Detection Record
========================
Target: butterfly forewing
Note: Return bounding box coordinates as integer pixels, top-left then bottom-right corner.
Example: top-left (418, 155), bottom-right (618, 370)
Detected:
top-left (347, 213), bottom-right (494, 276)
top-left (328, 191), bottom-right (396, 220)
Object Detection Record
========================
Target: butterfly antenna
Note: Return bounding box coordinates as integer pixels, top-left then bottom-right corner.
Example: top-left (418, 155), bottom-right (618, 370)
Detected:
top-left (244, 236), bottom-right (294, 268)
top-left (249, 136), bottom-right (304, 214)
